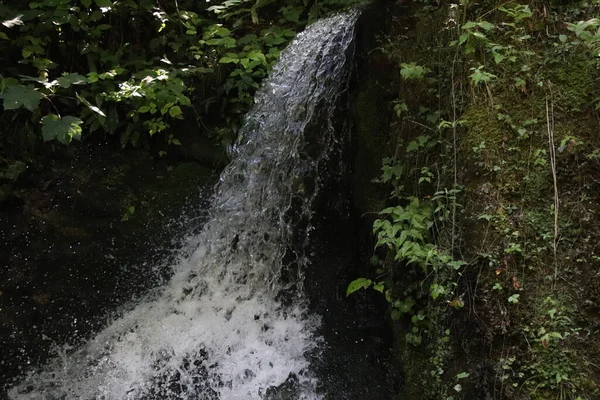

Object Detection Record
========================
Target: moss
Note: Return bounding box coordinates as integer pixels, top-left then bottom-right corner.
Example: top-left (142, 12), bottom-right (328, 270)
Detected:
top-left (549, 61), bottom-right (598, 113)
top-left (364, 1), bottom-right (600, 399)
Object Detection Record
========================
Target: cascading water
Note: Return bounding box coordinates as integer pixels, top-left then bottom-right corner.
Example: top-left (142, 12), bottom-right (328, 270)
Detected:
top-left (7, 10), bottom-right (359, 400)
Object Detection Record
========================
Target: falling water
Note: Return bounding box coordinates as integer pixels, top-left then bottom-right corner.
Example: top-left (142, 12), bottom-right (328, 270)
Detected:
top-left (8, 10), bottom-right (359, 400)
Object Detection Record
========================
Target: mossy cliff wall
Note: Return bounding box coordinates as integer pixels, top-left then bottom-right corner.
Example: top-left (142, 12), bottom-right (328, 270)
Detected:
top-left (351, 1), bottom-right (600, 399)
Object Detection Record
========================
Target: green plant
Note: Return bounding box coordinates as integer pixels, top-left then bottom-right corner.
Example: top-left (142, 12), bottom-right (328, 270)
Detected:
top-left (0, 0), bottom-right (352, 150)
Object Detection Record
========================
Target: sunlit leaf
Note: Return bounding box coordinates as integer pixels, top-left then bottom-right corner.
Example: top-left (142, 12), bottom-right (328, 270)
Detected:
top-left (2, 15), bottom-right (23, 28)
top-left (41, 114), bottom-right (83, 145)
top-left (57, 73), bottom-right (88, 89)
top-left (346, 278), bottom-right (372, 296)
top-left (77, 94), bottom-right (106, 117)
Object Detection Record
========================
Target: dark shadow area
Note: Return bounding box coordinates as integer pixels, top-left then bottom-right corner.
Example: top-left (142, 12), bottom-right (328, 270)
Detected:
top-left (302, 5), bottom-right (402, 399)
top-left (0, 137), bottom-right (225, 396)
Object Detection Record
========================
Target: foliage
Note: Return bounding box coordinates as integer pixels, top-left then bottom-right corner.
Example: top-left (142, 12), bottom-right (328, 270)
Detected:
top-left (0, 0), bottom-right (360, 151)
top-left (353, 0), bottom-right (600, 398)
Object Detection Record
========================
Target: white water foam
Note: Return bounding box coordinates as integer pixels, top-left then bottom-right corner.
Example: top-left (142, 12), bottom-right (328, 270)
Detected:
top-left (8, 10), bottom-right (358, 399)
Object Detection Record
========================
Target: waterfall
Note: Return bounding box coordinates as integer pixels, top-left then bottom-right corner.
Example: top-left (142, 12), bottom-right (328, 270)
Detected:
top-left (8, 10), bottom-right (359, 400)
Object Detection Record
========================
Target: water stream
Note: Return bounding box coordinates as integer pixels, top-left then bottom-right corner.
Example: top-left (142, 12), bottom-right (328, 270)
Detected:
top-left (8, 10), bottom-right (360, 399)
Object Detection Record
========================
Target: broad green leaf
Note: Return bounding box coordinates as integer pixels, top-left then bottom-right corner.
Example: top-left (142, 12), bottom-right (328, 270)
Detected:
top-left (57, 73), bottom-right (88, 89)
top-left (0, 84), bottom-right (42, 111)
top-left (94, 0), bottom-right (113, 7)
top-left (406, 140), bottom-right (420, 152)
top-left (462, 21), bottom-right (477, 30)
top-left (41, 114), bottom-right (83, 145)
top-left (373, 282), bottom-right (385, 293)
top-left (247, 50), bottom-right (266, 64)
top-left (395, 297), bottom-right (415, 313)
top-left (168, 105), bottom-right (182, 118)
top-left (477, 21), bottom-right (495, 31)
top-left (219, 56), bottom-right (239, 64)
top-left (346, 278), bottom-right (372, 296)
top-left (0, 32), bottom-right (8, 40)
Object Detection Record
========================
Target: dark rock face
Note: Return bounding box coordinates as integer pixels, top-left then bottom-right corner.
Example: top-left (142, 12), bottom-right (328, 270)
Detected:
top-left (299, 6), bottom-right (402, 399)
top-left (0, 142), bottom-right (225, 394)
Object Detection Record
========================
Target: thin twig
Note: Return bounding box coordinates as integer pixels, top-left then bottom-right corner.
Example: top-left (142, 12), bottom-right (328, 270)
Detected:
top-left (545, 92), bottom-right (559, 282)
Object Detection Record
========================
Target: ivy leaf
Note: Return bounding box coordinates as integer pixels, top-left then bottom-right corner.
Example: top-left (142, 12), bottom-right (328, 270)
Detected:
top-left (0, 84), bottom-right (42, 111)
top-left (346, 278), bottom-right (372, 296)
top-left (406, 140), bottom-right (420, 153)
top-left (395, 297), bottom-right (415, 313)
top-left (430, 283), bottom-right (446, 300)
top-left (41, 114), bottom-right (83, 145)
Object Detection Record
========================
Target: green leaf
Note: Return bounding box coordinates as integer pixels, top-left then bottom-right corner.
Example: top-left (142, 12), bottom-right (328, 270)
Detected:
top-left (395, 297), bottom-right (415, 313)
top-left (247, 50), bottom-right (267, 64)
top-left (406, 140), bottom-right (420, 153)
top-left (0, 84), bottom-right (42, 111)
top-left (168, 105), bottom-right (182, 118)
top-left (400, 62), bottom-right (430, 80)
top-left (57, 73), bottom-right (88, 89)
top-left (477, 21), bottom-right (495, 31)
top-left (94, 0), bottom-right (113, 7)
top-left (447, 260), bottom-right (466, 270)
top-left (346, 278), bottom-right (372, 296)
top-left (430, 283), bottom-right (446, 300)
top-left (76, 94), bottom-right (106, 117)
top-left (41, 114), bottom-right (83, 145)
top-left (2, 161), bottom-right (26, 181)
top-left (508, 294), bottom-right (520, 304)
top-left (373, 282), bottom-right (385, 293)
top-left (219, 56), bottom-right (239, 64)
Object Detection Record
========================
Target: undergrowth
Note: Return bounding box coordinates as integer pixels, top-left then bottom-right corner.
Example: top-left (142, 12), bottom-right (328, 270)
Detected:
top-left (349, 1), bottom-right (600, 398)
